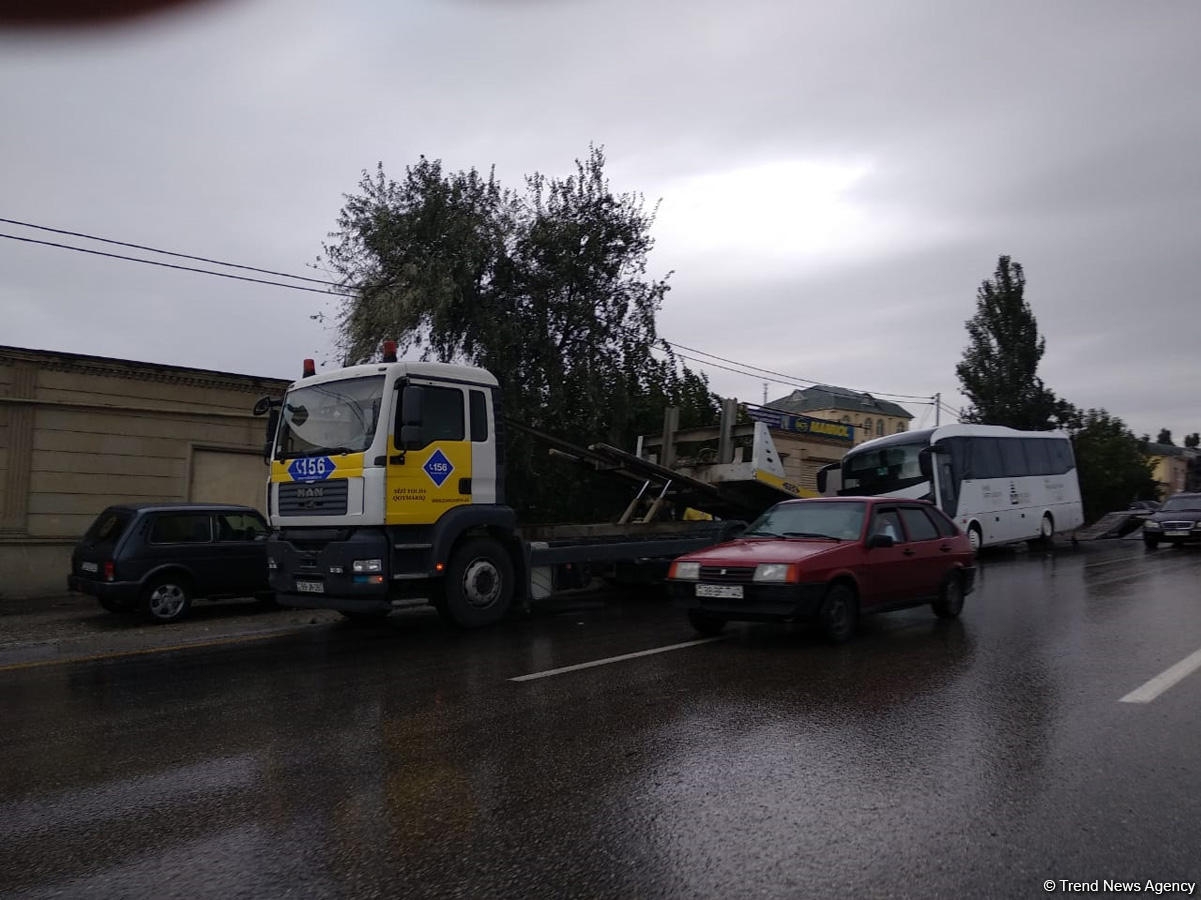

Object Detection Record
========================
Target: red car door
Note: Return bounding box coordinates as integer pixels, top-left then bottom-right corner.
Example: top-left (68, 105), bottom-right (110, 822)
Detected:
top-left (859, 507), bottom-right (920, 607)
top-left (897, 505), bottom-right (953, 598)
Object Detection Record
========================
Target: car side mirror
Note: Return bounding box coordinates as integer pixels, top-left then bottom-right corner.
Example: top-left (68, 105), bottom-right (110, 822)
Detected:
top-left (867, 533), bottom-right (895, 549)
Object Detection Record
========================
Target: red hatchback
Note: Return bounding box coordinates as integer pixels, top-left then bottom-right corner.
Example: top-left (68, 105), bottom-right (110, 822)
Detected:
top-left (667, 497), bottom-right (976, 643)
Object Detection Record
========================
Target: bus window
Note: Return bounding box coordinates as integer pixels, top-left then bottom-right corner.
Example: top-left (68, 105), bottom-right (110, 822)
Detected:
top-left (1000, 440), bottom-right (1029, 477)
top-left (968, 438), bottom-right (1004, 479)
top-left (1024, 439), bottom-right (1052, 475)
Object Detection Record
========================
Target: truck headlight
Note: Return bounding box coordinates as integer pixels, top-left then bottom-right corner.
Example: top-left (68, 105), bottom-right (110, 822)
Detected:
top-left (352, 558), bottom-right (383, 574)
top-left (670, 561), bottom-right (700, 580)
top-left (753, 563), bottom-right (795, 583)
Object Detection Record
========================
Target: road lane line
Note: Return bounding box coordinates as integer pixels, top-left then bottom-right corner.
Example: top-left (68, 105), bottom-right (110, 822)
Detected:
top-left (1119, 646), bottom-right (1201, 703)
top-left (510, 637), bottom-right (723, 682)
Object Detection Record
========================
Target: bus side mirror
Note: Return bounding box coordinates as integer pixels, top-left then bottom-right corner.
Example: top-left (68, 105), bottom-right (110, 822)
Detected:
top-left (918, 447), bottom-right (933, 480)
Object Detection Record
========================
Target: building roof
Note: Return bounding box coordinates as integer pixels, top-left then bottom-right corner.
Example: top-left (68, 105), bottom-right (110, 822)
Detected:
top-left (766, 384), bottom-right (913, 420)
top-left (0, 344), bottom-right (290, 393)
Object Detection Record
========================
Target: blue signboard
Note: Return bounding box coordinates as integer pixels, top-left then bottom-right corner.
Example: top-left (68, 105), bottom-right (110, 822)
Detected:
top-left (423, 448), bottom-right (454, 487)
top-left (288, 456), bottom-right (335, 481)
top-left (745, 408), bottom-right (854, 442)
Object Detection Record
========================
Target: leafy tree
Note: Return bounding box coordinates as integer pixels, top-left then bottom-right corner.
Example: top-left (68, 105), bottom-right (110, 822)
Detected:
top-left (323, 147), bottom-right (717, 521)
top-left (1185, 432), bottom-right (1200, 449)
top-left (1067, 409), bottom-right (1158, 522)
top-left (1156, 428), bottom-right (1174, 446)
top-left (956, 256), bottom-right (1066, 429)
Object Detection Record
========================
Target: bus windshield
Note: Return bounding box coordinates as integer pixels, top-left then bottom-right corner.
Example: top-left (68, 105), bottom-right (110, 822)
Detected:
top-left (274, 375), bottom-right (385, 460)
top-left (840, 440), bottom-right (928, 495)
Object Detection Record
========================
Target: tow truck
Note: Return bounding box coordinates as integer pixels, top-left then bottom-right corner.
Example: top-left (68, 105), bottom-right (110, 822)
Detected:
top-left (253, 342), bottom-right (799, 627)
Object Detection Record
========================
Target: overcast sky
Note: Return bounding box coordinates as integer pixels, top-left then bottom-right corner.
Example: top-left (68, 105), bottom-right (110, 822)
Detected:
top-left (2, 0), bottom-right (1198, 441)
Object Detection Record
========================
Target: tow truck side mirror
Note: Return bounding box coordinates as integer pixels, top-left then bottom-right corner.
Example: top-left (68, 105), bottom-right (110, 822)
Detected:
top-left (263, 407), bottom-right (280, 463)
top-left (396, 385), bottom-right (426, 451)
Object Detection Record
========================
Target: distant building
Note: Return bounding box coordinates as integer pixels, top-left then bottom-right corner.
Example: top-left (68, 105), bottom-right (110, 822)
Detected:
top-left (765, 385), bottom-right (914, 446)
top-left (0, 345), bottom-right (289, 599)
top-left (1145, 442), bottom-right (1194, 498)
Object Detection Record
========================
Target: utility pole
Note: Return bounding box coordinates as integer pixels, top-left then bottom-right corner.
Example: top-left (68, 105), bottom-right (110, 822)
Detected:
top-left (934, 393), bottom-right (940, 426)
top-left (762, 382), bottom-right (768, 405)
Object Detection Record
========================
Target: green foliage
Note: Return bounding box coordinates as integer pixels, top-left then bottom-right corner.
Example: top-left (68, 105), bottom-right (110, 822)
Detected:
top-left (1185, 432), bottom-right (1200, 449)
top-left (323, 147), bottom-right (718, 521)
top-left (1066, 409), bottom-right (1158, 522)
top-left (956, 256), bottom-right (1066, 429)
top-left (1156, 428), bottom-right (1174, 446)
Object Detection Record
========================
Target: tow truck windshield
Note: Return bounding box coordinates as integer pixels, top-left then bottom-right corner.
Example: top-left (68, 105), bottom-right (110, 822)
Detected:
top-left (274, 375), bottom-right (385, 460)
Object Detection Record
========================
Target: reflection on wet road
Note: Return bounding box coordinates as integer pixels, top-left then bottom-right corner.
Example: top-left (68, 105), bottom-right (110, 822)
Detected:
top-left (2, 542), bottom-right (1199, 897)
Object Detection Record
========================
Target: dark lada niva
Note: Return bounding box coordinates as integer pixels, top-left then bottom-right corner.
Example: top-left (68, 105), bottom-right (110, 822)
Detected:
top-left (68, 503), bottom-right (272, 623)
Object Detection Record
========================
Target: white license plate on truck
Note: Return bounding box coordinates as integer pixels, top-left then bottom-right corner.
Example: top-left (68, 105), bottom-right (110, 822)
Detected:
top-left (295, 580), bottom-right (325, 594)
top-left (80, 562), bottom-right (98, 573)
top-left (696, 583), bottom-right (743, 599)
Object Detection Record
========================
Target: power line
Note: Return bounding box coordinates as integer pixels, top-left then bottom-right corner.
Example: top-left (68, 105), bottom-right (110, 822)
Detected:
top-left (0, 216), bottom-right (338, 286)
top-left (658, 345), bottom-right (934, 409)
top-left (0, 232), bottom-right (351, 297)
top-left (2, 215), bottom-right (944, 404)
top-left (665, 341), bottom-right (935, 402)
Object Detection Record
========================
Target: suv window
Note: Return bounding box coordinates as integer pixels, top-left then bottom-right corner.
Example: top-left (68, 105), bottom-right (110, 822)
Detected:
top-left (899, 506), bottom-right (939, 541)
top-left (84, 509), bottom-right (133, 545)
top-left (150, 513), bottom-right (212, 544)
top-left (214, 513), bottom-right (267, 542)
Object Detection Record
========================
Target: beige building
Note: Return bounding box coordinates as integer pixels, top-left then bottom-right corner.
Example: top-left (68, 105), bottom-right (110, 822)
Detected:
top-left (1146, 443), bottom-right (1192, 498)
top-left (765, 384), bottom-right (914, 446)
top-left (0, 346), bottom-right (289, 600)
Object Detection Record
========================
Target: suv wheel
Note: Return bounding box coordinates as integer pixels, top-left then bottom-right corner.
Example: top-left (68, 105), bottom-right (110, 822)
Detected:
top-left (142, 576), bottom-right (193, 624)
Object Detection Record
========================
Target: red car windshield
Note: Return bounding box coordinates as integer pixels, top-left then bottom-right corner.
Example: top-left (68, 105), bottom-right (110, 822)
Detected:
top-left (744, 501), bottom-right (867, 541)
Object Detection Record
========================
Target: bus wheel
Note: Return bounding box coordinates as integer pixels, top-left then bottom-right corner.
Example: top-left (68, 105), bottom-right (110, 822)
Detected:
top-left (967, 523), bottom-right (983, 553)
top-left (443, 538), bottom-right (514, 629)
top-left (1027, 513), bottom-right (1054, 549)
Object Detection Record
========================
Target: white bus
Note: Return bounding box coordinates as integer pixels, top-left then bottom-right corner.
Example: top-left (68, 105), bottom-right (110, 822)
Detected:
top-left (827, 424), bottom-right (1085, 551)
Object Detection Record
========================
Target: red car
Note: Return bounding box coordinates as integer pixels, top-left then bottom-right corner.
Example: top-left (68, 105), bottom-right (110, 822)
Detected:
top-left (667, 497), bottom-right (976, 643)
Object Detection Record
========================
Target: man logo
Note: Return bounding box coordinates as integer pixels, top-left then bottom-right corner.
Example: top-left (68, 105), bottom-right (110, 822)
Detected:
top-left (297, 486), bottom-right (324, 499)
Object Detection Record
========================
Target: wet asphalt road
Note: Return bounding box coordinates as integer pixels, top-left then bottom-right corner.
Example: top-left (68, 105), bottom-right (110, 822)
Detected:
top-left (2, 540), bottom-right (1200, 899)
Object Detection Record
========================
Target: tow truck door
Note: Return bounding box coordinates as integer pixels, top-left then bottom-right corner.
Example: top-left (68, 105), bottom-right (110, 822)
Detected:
top-left (386, 381), bottom-right (474, 526)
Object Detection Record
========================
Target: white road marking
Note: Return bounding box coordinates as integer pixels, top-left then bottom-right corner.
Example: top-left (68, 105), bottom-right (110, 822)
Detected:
top-left (510, 637), bottom-right (723, 682)
top-left (1119, 646), bottom-right (1201, 703)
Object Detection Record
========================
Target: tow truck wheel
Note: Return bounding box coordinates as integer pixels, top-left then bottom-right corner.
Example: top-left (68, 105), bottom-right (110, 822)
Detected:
top-left (443, 538), bottom-right (514, 628)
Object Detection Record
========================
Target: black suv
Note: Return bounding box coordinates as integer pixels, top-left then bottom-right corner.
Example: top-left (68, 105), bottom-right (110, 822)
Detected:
top-left (1141, 493), bottom-right (1201, 549)
top-left (68, 503), bottom-right (272, 623)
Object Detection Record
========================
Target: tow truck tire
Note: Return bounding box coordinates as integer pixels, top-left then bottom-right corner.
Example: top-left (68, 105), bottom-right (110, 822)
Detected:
top-left (442, 538), bottom-right (514, 629)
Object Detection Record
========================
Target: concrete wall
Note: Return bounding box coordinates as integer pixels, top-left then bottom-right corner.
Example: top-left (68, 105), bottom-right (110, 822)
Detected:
top-left (0, 347), bottom-right (288, 600)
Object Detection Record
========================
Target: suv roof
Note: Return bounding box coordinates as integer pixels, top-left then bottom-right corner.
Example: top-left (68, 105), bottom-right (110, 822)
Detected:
top-left (106, 502), bottom-right (263, 515)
